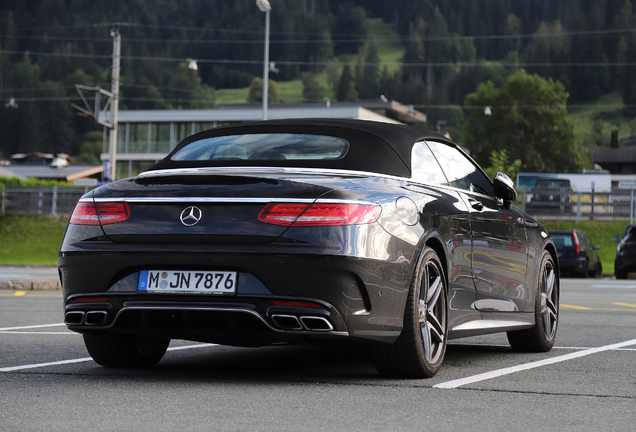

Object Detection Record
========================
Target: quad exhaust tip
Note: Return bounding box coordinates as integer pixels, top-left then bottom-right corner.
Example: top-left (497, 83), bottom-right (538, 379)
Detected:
top-left (271, 314), bottom-right (303, 331)
top-left (65, 311), bottom-right (85, 325)
top-left (300, 316), bottom-right (333, 332)
top-left (65, 310), bottom-right (108, 326)
top-left (271, 314), bottom-right (333, 332)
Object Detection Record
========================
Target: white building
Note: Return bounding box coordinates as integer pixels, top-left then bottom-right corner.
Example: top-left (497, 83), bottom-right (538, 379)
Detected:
top-left (101, 101), bottom-right (427, 179)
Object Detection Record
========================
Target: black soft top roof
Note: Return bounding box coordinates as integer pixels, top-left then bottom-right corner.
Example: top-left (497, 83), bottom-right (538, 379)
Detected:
top-left (149, 118), bottom-right (455, 177)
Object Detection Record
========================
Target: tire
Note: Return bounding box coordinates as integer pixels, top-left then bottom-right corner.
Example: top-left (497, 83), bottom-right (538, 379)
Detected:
top-left (507, 250), bottom-right (559, 352)
top-left (373, 247), bottom-right (448, 378)
top-left (84, 332), bottom-right (170, 368)
top-left (615, 270), bottom-right (628, 279)
top-left (588, 262), bottom-right (602, 278)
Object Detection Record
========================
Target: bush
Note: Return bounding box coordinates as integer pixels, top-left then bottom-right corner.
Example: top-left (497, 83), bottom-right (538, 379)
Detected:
top-left (0, 177), bottom-right (73, 187)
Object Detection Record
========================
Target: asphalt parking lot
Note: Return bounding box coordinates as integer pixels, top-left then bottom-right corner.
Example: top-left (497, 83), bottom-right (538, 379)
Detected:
top-left (1, 277), bottom-right (634, 431)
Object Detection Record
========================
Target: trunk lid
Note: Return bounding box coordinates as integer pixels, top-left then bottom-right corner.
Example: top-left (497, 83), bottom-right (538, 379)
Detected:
top-left (93, 170), bottom-right (358, 244)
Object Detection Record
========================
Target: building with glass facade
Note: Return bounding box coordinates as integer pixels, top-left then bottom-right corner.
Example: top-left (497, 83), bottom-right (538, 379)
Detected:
top-left (101, 101), bottom-right (427, 179)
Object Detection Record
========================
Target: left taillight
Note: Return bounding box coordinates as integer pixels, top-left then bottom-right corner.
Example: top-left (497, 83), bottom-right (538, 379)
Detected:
top-left (70, 202), bottom-right (130, 225)
top-left (258, 202), bottom-right (381, 226)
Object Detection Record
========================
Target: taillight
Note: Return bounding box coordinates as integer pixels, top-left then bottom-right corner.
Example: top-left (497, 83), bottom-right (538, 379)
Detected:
top-left (69, 297), bottom-right (110, 303)
top-left (70, 202), bottom-right (130, 225)
top-left (572, 231), bottom-right (581, 257)
top-left (258, 202), bottom-right (381, 226)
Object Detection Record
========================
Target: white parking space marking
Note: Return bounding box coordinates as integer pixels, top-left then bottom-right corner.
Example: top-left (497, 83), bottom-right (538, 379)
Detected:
top-left (434, 338), bottom-right (636, 389)
top-left (588, 284), bottom-right (636, 289)
top-left (0, 343), bottom-right (216, 372)
top-left (0, 332), bottom-right (76, 335)
top-left (0, 323), bottom-right (66, 332)
top-left (0, 357), bottom-right (94, 372)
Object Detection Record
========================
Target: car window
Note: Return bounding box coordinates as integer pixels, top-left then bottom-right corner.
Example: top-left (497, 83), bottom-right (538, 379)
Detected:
top-left (426, 141), bottom-right (495, 196)
top-left (552, 234), bottom-right (573, 247)
top-left (171, 134), bottom-right (349, 161)
top-left (410, 141), bottom-right (448, 185)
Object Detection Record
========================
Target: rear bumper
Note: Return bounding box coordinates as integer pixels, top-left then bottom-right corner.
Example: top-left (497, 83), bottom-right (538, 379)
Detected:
top-left (59, 228), bottom-right (415, 345)
top-left (557, 256), bottom-right (587, 274)
top-left (614, 256), bottom-right (636, 274)
top-left (64, 295), bottom-right (349, 347)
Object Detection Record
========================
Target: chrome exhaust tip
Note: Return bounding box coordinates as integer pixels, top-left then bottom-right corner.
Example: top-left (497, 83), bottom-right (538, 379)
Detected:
top-left (84, 310), bottom-right (108, 325)
top-left (271, 314), bottom-right (303, 331)
top-left (300, 316), bottom-right (333, 332)
top-left (64, 311), bottom-right (85, 325)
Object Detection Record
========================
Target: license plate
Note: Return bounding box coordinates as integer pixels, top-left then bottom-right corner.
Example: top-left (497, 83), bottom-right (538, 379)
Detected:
top-left (138, 270), bottom-right (237, 294)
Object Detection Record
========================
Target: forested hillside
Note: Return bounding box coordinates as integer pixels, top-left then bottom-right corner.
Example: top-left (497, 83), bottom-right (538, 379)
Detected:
top-left (1, 0), bottom-right (635, 169)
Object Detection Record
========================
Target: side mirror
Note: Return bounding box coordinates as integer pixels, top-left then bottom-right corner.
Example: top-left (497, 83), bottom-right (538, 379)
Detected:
top-left (593, 245), bottom-right (601, 250)
top-left (493, 172), bottom-right (517, 203)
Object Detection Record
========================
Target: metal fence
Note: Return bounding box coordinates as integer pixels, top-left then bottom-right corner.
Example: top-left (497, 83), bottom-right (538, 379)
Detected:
top-left (520, 188), bottom-right (636, 222)
top-left (1, 186), bottom-right (89, 216)
top-left (2, 185), bottom-right (636, 221)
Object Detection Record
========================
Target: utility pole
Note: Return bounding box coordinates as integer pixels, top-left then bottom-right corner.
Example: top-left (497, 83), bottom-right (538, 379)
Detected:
top-left (71, 23), bottom-right (122, 181)
top-left (109, 24), bottom-right (121, 181)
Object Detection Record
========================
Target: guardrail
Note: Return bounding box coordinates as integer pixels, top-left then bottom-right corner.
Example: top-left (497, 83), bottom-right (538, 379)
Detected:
top-left (0, 186), bottom-right (90, 216)
top-left (520, 188), bottom-right (636, 222)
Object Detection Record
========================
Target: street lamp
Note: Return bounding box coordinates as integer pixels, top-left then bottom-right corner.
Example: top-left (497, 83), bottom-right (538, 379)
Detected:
top-left (256, 0), bottom-right (271, 120)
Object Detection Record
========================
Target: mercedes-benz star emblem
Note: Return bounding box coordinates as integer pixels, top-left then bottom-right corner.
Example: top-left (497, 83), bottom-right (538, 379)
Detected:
top-left (180, 206), bottom-right (202, 226)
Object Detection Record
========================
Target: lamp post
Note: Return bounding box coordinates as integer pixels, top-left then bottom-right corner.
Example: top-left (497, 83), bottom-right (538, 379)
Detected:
top-left (256, 0), bottom-right (271, 120)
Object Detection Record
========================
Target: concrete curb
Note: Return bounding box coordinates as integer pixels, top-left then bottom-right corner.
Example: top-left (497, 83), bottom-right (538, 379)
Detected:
top-left (0, 280), bottom-right (62, 290)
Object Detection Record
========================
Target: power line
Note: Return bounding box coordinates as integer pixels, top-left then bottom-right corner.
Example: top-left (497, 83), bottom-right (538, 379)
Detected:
top-left (5, 27), bottom-right (636, 45)
top-left (4, 49), bottom-right (636, 68)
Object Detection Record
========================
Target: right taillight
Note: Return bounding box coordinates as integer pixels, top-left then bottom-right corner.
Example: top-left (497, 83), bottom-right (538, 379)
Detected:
top-left (70, 202), bottom-right (130, 225)
top-left (258, 202), bottom-right (381, 226)
top-left (572, 231), bottom-right (581, 257)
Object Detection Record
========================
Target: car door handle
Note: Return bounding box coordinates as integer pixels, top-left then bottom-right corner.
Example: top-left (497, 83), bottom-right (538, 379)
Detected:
top-left (468, 198), bottom-right (484, 210)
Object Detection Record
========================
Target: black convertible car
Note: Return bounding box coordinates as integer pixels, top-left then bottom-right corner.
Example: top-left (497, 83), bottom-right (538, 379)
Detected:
top-left (59, 119), bottom-right (559, 378)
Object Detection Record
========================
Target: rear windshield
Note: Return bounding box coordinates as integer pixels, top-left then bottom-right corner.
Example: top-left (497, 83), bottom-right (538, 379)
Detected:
top-left (171, 133), bottom-right (349, 162)
top-left (535, 179), bottom-right (570, 188)
top-left (552, 234), bottom-right (573, 247)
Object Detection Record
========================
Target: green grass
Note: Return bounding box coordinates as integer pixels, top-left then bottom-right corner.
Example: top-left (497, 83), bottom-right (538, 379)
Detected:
top-left (541, 219), bottom-right (628, 275)
top-left (2, 215), bottom-right (626, 275)
top-left (0, 216), bottom-right (67, 265)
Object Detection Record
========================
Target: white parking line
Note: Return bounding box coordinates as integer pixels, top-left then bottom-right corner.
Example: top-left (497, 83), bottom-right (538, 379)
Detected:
top-left (0, 323), bottom-right (66, 332)
top-left (434, 338), bottom-right (636, 389)
top-left (0, 332), bottom-right (76, 335)
top-left (588, 284), bottom-right (636, 289)
top-left (0, 343), bottom-right (216, 372)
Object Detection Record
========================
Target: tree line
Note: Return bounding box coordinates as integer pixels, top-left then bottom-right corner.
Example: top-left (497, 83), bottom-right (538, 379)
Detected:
top-left (0, 0), bottom-right (635, 173)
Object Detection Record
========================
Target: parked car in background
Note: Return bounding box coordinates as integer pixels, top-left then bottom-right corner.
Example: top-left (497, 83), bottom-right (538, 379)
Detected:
top-left (614, 225), bottom-right (636, 279)
top-left (526, 178), bottom-right (573, 213)
top-left (551, 230), bottom-right (602, 278)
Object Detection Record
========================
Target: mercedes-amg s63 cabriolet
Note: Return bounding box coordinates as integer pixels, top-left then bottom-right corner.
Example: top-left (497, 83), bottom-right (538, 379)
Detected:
top-left (59, 119), bottom-right (559, 378)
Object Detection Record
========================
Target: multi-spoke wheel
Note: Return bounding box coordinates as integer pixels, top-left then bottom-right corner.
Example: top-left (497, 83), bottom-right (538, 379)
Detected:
top-left (508, 250), bottom-right (559, 352)
top-left (84, 332), bottom-right (170, 368)
top-left (373, 247), bottom-right (448, 378)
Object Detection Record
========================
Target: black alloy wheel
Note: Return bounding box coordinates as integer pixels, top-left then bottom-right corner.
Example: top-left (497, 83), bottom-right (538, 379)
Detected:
top-left (84, 332), bottom-right (170, 368)
top-left (373, 247), bottom-right (448, 378)
top-left (508, 250), bottom-right (559, 352)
